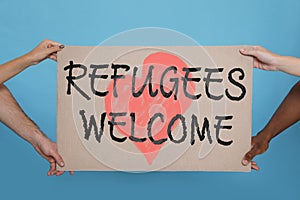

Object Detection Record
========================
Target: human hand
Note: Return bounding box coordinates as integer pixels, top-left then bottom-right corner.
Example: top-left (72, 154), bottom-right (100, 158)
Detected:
top-left (33, 135), bottom-right (74, 176)
top-left (240, 46), bottom-right (281, 71)
top-left (25, 39), bottom-right (64, 66)
top-left (242, 132), bottom-right (271, 171)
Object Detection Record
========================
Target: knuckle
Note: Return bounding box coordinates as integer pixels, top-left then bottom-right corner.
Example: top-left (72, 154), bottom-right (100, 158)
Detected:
top-left (256, 45), bottom-right (262, 49)
top-left (246, 153), bottom-right (252, 160)
top-left (253, 46), bottom-right (260, 53)
top-left (48, 148), bottom-right (55, 155)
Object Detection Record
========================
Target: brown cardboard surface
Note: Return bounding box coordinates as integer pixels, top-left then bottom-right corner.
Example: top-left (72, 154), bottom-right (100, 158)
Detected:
top-left (57, 46), bottom-right (252, 172)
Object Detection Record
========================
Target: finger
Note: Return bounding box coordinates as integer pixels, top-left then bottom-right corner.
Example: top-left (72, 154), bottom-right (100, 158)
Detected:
top-left (47, 43), bottom-right (54, 48)
top-left (48, 170), bottom-right (57, 176)
top-left (252, 165), bottom-right (259, 171)
top-left (253, 58), bottom-right (260, 69)
top-left (43, 39), bottom-right (62, 47)
top-left (254, 58), bottom-right (265, 69)
top-left (56, 171), bottom-right (65, 176)
top-left (46, 45), bottom-right (64, 55)
top-left (48, 171), bottom-right (56, 176)
top-left (48, 161), bottom-right (57, 175)
top-left (69, 171), bottom-right (74, 175)
top-left (49, 52), bottom-right (57, 57)
top-left (242, 145), bottom-right (261, 166)
top-left (47, 171), bottom-right (58, 176)
top-left (251, 161), bottom-right (260, 171)
top-left (49, 54), bottom-right (57, 61)
top-left (47, 160), bottom-right (57, 176)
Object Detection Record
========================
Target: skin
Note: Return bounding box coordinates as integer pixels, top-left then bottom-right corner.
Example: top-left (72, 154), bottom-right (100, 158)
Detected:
top-left (0, 40), bottom-right (62, 84)
top-left (240, 46), bottom-right (300, 170)
top-left (3, 43), bottom-right (298, 173)
top-left (240, 46), bottom-right (300, 76)
top-left (0, 39), bottom-right (73, 176)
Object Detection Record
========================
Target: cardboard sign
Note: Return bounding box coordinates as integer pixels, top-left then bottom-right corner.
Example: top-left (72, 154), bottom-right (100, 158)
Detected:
top-left (57, 46), bottom-right (252, 172)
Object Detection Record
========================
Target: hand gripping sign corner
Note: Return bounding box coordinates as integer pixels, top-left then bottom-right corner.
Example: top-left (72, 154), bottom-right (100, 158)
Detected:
top-left (57, 46), bottom-right (252, 172)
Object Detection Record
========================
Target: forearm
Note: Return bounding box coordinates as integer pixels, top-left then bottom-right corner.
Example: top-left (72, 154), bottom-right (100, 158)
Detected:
top-left (0, 53), bottom-right (34, 84)
top-left (0, 84), bottom-right (44, 146)
top-left (259, 81), bottom-right (300, 141)
top-left (276, 56), bottom-right (300, 76)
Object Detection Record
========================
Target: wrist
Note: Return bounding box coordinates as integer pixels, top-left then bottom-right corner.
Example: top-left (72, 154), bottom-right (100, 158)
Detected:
top-left (275, 55), bottom-right (295, 70)
top-left (271, 55), bottom-right (284, 70)
top-left (257, 128), bottom-right (274, 143)
top-left (27, 129), bottom-right (46, 147)
top-left (22, 52), bottom-right (38, 67)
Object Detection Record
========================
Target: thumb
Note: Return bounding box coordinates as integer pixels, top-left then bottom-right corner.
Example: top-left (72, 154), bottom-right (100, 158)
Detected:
top-left (239, 47), bottom-right (258, 57)
top-left (51, 151), bottom-right (65, 167)
top-left (242, 146), bottom-right (260, 166)
top-left (46, 45), bottom-right (64, 55)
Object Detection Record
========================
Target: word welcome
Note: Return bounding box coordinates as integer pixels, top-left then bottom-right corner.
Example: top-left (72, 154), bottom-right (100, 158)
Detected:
top-left (79, 110), bottom-right (234, 146)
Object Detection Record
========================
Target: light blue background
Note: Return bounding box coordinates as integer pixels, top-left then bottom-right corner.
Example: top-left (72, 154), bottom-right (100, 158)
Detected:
top-left (0, 0), bottom-right (299, 199)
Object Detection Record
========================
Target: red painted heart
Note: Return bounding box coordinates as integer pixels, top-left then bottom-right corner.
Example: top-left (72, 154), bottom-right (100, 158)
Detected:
top-left (105, 51), bottom-right (195, 165)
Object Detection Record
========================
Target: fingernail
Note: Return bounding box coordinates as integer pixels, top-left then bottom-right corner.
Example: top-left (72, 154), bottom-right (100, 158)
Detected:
top-left (242, 160), bottom-right (249, 166)
top-left (239, 49), bottom-right (245, 52)
top-left (60, 162), bottom-right (65, 167)
top-left (59, 45), bottom-right (65, 49)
